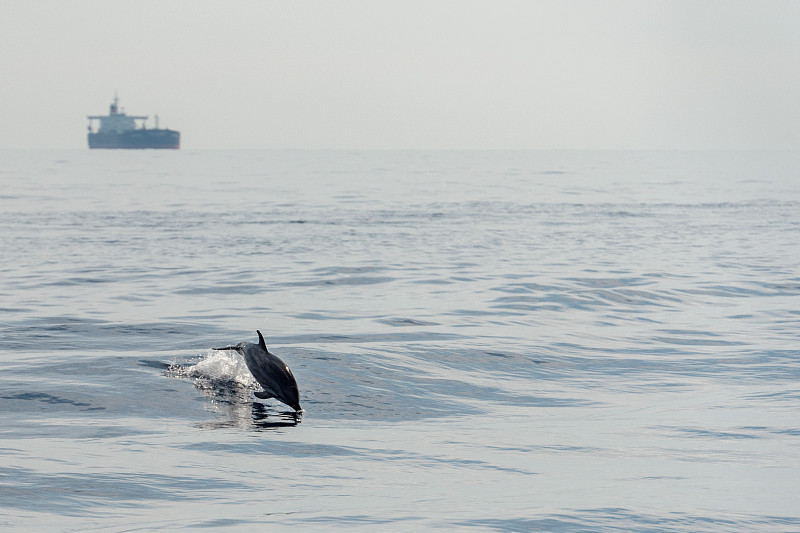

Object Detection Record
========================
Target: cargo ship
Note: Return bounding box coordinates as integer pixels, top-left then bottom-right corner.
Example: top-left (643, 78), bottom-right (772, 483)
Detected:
top-left (87, 95), bottom-right (180, 149)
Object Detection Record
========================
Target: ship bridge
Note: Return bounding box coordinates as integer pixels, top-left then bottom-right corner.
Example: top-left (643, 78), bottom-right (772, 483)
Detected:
top-left (87, 95), bottom-right (149, 133)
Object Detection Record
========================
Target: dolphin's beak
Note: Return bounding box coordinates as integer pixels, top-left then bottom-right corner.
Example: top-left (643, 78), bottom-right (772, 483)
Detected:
top-left (212, 346), bottom-right (239, 351)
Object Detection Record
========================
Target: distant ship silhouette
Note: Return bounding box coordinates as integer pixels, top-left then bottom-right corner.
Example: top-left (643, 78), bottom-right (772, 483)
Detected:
top-left (87, 94), bottom-right (180, 149)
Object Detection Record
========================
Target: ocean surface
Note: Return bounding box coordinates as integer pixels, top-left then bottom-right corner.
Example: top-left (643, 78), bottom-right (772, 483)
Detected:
top-left (1, 149), bottom-right (799, 531)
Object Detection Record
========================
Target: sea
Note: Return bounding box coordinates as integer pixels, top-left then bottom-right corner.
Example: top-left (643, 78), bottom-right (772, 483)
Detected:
top-left (1, 149), bottom-right (798, 532)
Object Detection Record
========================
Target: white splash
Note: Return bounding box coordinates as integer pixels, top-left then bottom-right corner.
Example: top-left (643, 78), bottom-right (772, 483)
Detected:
top-left (182, 349), bottom-right (256, 388)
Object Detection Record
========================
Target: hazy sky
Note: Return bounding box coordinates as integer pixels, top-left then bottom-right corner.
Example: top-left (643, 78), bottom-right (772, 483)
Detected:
top-left (2, 0), bottom-right (799, 149)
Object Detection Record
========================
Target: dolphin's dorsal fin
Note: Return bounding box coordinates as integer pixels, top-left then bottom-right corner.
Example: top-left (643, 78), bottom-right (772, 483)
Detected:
top-left (256, 330), bottom-right (268, 351)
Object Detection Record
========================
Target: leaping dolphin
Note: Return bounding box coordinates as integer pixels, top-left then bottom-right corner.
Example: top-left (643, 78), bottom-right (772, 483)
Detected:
top-left (213, 330), bottom-right (302, 412)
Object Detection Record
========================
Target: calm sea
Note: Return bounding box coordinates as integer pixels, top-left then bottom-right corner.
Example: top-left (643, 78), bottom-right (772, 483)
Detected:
top-left (1, 150), bottom-right (799, 531)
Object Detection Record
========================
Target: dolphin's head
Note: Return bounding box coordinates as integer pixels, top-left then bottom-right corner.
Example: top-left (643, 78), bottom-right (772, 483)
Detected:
top-left (283, 383), bottom-right (302, 412)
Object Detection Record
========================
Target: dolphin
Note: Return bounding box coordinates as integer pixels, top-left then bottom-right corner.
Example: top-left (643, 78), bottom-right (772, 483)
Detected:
top-left (213, 330), bottom-right (302, 412)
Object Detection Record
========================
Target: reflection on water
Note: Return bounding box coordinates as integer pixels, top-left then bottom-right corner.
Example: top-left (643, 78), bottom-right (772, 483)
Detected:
top-left (250, 403), bottom-right (302, 429)
top-left (194, 403), bottom-right (301, 430)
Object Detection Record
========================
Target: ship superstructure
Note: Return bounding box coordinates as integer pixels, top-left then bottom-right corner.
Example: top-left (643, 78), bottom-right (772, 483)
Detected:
top-left (87, 95), bottom-right (180, 149)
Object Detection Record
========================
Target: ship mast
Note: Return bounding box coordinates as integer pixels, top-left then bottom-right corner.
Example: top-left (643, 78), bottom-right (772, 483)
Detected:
top-left (110, 91), bottom-right (119, 115)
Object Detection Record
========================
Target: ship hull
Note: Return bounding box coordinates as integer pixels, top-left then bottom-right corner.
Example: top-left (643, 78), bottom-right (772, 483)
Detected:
top-left (88, 129), bottom-right (180, 149)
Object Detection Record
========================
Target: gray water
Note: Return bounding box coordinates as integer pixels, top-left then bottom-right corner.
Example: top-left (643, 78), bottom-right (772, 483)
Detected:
top-left (1, 149), bottom-right (799, 531)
